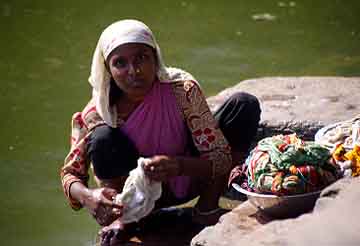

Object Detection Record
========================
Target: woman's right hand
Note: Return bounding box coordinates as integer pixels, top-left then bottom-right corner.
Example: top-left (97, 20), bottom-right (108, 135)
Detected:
top-left (82, 187), bottom-right (123, 226)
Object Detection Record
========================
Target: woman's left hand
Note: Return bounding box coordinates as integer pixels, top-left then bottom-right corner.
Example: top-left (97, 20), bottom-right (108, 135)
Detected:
top-left (143, 155), bottom-right (180, 182)
top-left (98, 220), bottom-right (125, 246)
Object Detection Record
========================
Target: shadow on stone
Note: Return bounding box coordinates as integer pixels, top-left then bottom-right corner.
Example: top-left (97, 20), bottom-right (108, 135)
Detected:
top-left (116, 208), bottom-right (206, 246)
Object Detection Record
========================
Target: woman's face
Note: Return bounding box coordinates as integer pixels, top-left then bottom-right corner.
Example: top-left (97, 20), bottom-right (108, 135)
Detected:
top-left (106, 43), bottom-right (157, 101)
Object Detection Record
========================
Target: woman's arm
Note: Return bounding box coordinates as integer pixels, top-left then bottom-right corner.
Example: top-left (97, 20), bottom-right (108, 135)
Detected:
top-left (172, 80), bottom-right (232, 178)
top-left (143, 154), bottom-right (227, 215)
top-left (172, 80), bottom-right (232, 215)
top-left (60, 110), bottom-right (122, 225)
top-left (143, 155), bottom-right (212, 181)
top-left (60, 112), bottom-right (92, 209)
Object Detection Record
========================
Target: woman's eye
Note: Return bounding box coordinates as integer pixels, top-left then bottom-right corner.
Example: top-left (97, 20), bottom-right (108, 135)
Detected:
top-left (137, 53), bottom-right (148, 63)
top-left (115, 59), bottom-right (126, 67)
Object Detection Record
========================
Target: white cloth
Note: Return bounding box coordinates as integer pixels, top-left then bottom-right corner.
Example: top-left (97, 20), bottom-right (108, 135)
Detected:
top-left (114, 157), bottom-right (161, 224)
top-left (88, 19), bottom-right (197, 127)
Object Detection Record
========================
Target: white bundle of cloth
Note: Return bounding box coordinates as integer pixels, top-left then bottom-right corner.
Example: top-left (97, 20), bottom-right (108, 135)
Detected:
top-left (114, 157), bottom-right (162, 224)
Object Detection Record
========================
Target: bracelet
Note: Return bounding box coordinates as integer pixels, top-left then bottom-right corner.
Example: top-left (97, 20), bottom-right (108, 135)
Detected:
top-left (193, 207), bottom-right (222, 216)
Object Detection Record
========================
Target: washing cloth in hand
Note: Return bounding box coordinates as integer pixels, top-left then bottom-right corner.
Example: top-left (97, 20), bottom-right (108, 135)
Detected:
top-left (114, 157), bottom-right (162, 224)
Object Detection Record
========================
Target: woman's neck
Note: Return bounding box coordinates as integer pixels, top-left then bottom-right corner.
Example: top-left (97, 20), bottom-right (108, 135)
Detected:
top-left (123, 93), bottom-right (145, 104)
top-left (116, 95), bottom-right (143, 120)
top-left (116, 80), bottom-right (156, 120)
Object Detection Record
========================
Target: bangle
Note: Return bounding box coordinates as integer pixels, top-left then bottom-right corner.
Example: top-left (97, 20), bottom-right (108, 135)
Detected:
top-left (193, 207), bottom-right (222, 216)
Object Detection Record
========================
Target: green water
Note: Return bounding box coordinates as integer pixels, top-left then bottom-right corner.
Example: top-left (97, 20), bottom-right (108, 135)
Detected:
top-left (0, 0), bottom-right (359, 245)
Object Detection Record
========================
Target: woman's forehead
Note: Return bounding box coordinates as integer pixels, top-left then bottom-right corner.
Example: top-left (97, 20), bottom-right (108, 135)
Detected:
top-left (107, 43), bottom-right (154, 59)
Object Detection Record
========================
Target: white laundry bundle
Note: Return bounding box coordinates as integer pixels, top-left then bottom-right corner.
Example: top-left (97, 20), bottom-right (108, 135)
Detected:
top-left (114, 157), bottom-right (162, 224)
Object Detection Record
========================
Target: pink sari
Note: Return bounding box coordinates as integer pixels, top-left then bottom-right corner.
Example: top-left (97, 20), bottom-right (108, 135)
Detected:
top-left (121, 81), bottom-right (191, 198)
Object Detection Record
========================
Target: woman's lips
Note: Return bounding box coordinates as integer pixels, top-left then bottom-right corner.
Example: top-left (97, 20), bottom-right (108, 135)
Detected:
top-left (127, 78), bottom-right (144, 87)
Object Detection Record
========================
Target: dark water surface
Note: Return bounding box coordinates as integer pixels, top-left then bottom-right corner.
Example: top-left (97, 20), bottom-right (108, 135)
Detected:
top-left (0, 0), bottom-right (359, 245)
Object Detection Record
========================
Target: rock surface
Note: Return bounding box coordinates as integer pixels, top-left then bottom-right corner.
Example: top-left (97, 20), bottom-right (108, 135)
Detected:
top-left (192, 177), bottom-right (360, 246)
top-left (192, 76), bottom-right (360, 246)
top-left (207, 77), bottom-right (360, 140)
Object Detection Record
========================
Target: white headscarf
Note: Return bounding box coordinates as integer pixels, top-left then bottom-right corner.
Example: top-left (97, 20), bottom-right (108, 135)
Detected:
top-left (88, 19), bottom-right (197, 127)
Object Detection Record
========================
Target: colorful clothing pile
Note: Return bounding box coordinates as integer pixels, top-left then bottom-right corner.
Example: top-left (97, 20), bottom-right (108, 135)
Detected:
top-left (316, 115), bottom-right (360, 150)
top-left (246, 134), bottom-right (339, 195)
top-left (332, 143), bottom-right (360, 177)
top-left (315, 115), bottom-right (360, 177)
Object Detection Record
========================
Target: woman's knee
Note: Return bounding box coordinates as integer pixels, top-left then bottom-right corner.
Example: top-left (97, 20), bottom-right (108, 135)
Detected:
top-left (87, 125), bottom-right (139, 179)
top-left (88, 125), bottom-right (117, 147)
top-left (87, 125), bottom-right (127, 156)
top-left (227, 92), bottom-right (261, 116)
top-left (215, 92), bottom-right (261, 153)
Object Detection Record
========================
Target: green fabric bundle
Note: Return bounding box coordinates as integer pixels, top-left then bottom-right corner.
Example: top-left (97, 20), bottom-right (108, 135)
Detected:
top-left (247, 134), bottom-right (338, 195)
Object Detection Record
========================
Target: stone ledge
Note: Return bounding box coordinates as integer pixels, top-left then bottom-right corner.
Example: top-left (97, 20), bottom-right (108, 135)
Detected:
top-left (192, 177), bottom-right (360, 246)
top-left (193, 76), bottom-right (360, 246)
top-left (207, 76), bottom-right (360, 140)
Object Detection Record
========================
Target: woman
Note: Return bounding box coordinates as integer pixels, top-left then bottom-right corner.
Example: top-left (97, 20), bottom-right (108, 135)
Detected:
top-left (60, 19), bottom-right (260, 242)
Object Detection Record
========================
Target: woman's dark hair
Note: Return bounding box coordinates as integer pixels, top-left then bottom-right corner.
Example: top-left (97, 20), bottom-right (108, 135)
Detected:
top-left (109, 77), bottom-right (123, 106)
